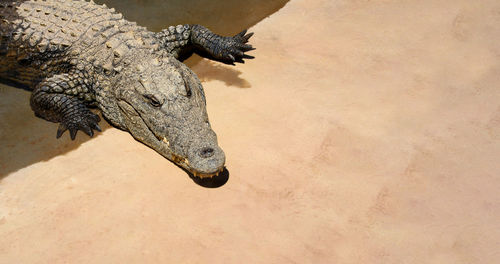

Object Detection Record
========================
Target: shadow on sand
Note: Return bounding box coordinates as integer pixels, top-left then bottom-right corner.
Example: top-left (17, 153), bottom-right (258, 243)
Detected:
top-left (188, 168), bottom-right (230, 188)
top-left (0, 0), bottom-right (289, 186)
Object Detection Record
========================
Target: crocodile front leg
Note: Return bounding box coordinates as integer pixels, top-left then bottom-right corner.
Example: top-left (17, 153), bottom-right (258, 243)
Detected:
top-left (156, 24), bottom-right (255, 65)
top-left (30, 74), bottom-right (101, 140)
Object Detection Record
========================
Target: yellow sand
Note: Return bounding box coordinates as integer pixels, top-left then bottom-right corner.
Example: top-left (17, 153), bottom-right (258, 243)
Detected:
top-left (1, 0), bottom-right (499, 263)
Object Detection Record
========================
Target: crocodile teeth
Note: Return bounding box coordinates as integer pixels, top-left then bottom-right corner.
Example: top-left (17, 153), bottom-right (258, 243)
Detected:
top-left (162, 137), bottom-right (170, 146)
top-left (192, 167), bottom-right (224, 179)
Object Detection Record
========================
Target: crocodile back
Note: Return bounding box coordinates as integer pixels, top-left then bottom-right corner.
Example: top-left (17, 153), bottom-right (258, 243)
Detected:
top-left (0, 0), bottom-right (157, 88)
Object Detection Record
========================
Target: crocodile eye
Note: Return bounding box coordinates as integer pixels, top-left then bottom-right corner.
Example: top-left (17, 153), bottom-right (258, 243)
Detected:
top-left (144, 94), bottom-right (162, 107)
top-left (184, 80), bottom-right (192, 97)
top-left (181, 73), bottom-right (192, 97)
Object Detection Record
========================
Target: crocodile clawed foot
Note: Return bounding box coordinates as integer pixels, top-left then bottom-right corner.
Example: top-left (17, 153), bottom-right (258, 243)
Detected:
top-left (223, 29), bottom-right (256, 65)
top-left (56, 111), bottom-right (101, 140)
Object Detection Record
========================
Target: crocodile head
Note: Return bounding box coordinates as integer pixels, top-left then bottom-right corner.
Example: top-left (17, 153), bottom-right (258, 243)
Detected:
top-left (103, 55), bottom-right (225, 178)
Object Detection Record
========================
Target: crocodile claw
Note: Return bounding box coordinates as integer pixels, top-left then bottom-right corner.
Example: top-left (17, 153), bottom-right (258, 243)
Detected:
top-left (56, 111), bottom-right (101, 140)
top-left (221, 29), bottom-right (255, 65)
top-left (91, 123), bottom-right (102, 132)
top-left (56, 124), bottom-right (68, 139)
top-left (236, 29), bottom-right (247, 38)
top-left (235, 30), bottom-right (254, 43)
top-left (69, 127), bottom-right (78, 140)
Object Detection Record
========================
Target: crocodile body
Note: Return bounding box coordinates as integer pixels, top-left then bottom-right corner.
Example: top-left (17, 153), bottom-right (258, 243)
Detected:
top-left (0, 0), bottom-right (254, 178)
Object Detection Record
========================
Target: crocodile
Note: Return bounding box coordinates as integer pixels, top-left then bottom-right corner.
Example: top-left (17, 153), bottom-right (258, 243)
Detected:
top-left (0, 0), bottom-right (254, 178)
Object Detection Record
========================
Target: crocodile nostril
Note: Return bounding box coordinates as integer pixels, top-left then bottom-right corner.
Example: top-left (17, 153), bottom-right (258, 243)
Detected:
top-left (199, 147), bottom-right (214, 158)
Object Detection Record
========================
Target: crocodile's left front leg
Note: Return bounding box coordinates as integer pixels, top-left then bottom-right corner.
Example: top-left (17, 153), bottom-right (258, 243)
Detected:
top-left (30, 74), bottom-right (101, 140)
top-left (156, 24), bottom-right (255, 65)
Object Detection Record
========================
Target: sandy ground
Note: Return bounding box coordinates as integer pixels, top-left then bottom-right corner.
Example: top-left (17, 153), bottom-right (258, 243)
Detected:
top-left (1, 0), bottom-right (500, 263)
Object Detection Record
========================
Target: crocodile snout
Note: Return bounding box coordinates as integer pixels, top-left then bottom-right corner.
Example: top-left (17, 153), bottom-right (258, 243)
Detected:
top-left (187, 144), bottom-right (225, 178)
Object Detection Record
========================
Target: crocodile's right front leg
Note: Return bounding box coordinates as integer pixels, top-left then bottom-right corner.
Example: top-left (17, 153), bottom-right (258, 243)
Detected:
top-left (30, 74), bottom-right (101, 140)
top-left (156, 24), bottom-right (255, 65)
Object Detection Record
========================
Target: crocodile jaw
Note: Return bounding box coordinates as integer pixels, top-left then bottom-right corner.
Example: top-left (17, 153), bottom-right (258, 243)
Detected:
top-left (116, 100), bottom-right (225, 178)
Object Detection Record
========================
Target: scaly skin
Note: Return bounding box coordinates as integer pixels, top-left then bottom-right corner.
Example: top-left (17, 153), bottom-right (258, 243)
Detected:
top-left (0, 0), bottom-right (255, 178)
